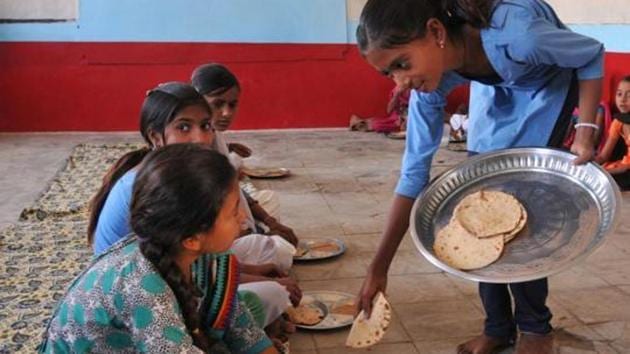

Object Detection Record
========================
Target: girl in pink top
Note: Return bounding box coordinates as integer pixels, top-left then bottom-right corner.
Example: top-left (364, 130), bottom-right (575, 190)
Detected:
top-left (350, 86), bottom-right (410, 133)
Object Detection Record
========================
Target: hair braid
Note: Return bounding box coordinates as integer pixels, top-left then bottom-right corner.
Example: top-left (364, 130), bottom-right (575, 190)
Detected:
top-left (140, 241), bottom-right (212, 352)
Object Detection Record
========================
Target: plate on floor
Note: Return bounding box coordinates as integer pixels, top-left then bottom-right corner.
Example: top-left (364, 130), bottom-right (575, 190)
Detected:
top-left (385, 131), bottom-right (406, 140)
top-left (293, 238), bottom-right (346, 261)
top-left (293, 291), bottom-right (355, 330)
top-left (242, 166), bottom-right (291, 179)
top-left (411, 148), bottom-right (622, 283)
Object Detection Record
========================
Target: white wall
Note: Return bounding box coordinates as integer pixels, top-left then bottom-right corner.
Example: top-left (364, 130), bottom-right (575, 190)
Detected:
top-left (547, 0), bottom-right (630, 24)
top-left (346, 0), bottom-right (630, 24)
top-left (0, 0), bottom-right (77, 20)
top-left (347, 0), bottom-right (367, 21)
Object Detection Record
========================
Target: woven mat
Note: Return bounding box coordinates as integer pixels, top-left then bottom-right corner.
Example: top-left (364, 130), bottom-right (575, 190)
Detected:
top-left (0, 220), bottom-right (91, 353)
top-left (1, 142), bottom-right (265, 352)
top-left (1, 143), bottom-right (141, 352)
top-left (19, 143), bottom-right (143, 222)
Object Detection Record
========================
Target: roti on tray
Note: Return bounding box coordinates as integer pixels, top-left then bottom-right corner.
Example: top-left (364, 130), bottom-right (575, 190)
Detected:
top-left (503, 205), bottom-right (527, 243)
top-left (454, 190), bottom-right (523, 238)
top-left (346, 292), bottom-right (392, 348)
top-left (433, 190), bottom-right (528, 270)
top-left (433, 220), bottom-right (505, 270)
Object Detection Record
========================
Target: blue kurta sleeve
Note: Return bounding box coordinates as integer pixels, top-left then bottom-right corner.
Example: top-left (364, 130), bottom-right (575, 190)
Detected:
top-left (505, 17), bottom-right (604, 80)
top-left (395, 72), bottom-right (468, 198)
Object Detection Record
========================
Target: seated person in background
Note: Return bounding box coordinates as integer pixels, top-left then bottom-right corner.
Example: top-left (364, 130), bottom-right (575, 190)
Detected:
top-left (596, 76), bottom-right (630, 189)
top-left (41, 144), bottom-right (277, 354)
top-left (447, 103), bottom-right (469, 143)
top-left (191, 63), bottom-right (298, 246)
top-left (349, 85), bottom-right (410, 134)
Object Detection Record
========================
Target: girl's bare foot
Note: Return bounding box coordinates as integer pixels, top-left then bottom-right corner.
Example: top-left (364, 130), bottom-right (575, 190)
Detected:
top-left (514, 333), bottom-right (553, 354)
top-left (457, 334), bottom-right (513, 354)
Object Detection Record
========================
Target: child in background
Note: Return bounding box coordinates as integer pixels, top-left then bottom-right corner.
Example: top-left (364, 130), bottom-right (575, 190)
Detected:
top-left (191, 63), bottom-right (297, 245)
top-left (446, 103), bottom-right (469, 151)
top-left (88, 82), bottom-right (300, 348)
top-left (41, 144), bottom-right (277, 353)
top-left (597, 76), bottom-right (630, 187)
top-left (349, 85), bottom-right (411, 135)
top-left (447, 103), bottom-right (469, 142)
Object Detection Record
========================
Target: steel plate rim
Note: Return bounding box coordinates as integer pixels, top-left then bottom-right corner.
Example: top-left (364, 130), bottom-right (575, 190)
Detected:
top-left (293, 238), bottom-right (346, 261)
top-left (295, 290), bottom-right (355, 330)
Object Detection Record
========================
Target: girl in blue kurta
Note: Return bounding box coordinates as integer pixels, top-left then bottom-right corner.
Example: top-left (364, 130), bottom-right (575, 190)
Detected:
top-left (354, 1), bottom-right (603, 353)
top-left (40, 144), bottom-right (276, 353)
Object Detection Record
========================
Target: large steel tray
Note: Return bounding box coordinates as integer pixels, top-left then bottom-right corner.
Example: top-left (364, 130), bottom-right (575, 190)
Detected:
top-left (410, 148), bottom-right (622, 283)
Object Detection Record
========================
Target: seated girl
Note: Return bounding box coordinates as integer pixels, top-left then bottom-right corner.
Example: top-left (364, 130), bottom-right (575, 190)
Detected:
top-left (40, 144), bottom-right (276, 353)
top-left (596, 76), bottom-right (630, 189)
top-left (88, 82), bottom-right (300, 344)
top-left (349, 85), bottom-right (410, 135)
top-left (191, 63), bottom-right (297, 245)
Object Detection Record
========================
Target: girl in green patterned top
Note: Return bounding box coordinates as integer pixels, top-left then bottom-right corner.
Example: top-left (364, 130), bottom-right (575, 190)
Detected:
top-left (40, 144), bottom-right (277, 354)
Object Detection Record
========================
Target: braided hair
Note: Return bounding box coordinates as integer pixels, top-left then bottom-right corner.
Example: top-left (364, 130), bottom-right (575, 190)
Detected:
top-left (129, 143), bottom-right (236, 351)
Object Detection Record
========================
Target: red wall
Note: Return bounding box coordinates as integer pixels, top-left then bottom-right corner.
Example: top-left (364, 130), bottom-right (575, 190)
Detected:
top-left (0, 42), bottom-right (394, 131)
top-left (0, 42), bottom-right (627, 132)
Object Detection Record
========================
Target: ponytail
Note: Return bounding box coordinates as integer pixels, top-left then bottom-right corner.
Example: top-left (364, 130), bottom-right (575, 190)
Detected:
top-left (89, 82), bottom-right (211, 246)
top-left (87, 148), bottom-right (149, 245)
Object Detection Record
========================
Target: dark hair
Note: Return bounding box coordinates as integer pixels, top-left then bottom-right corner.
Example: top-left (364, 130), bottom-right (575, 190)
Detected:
top-left (87, 82), bottom-right (212, 244)
top-left (131, 143), bottom-right (236, 351)
top-left (191, 63), bottom-right (240, 96)
top-left (356, 0), bottom-right (493, 54)
top-left (622, 75), bottom-right (630, 83)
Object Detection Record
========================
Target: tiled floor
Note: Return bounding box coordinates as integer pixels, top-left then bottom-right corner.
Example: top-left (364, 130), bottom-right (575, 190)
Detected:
top-left (0, 130), bottom-right (628, 353)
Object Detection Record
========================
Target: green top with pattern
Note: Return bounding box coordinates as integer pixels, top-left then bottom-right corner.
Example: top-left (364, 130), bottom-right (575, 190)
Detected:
top-left (39, 237), bottom-right (272, 353)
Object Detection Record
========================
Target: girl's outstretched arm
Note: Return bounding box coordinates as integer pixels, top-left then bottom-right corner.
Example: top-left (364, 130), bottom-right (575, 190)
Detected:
top-left (572, 78), bottom-right (602, 164)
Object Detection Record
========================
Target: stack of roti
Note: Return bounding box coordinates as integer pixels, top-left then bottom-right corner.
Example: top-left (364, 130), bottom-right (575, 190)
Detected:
top-left (346, 292), bottom-right (391, 348)
top-left (433, 190), bottom-right (527, 270)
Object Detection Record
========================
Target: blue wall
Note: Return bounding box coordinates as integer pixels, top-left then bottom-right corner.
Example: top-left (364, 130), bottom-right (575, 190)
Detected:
top-left (1, 0), bottom-right (630, 52)
top-left (0, 0), bottom-right (349, 43)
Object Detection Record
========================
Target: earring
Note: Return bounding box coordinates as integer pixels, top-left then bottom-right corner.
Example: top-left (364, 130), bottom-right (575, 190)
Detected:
top-left (439, 41), bottom-right (445, 49)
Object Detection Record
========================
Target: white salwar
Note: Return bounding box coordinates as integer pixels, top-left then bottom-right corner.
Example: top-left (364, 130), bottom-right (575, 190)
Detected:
top-left (215, 131), bottom-right (294, 326)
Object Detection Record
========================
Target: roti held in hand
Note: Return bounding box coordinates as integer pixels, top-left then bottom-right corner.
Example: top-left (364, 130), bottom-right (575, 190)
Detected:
top-left (346, 292), bottom-right (391, 348)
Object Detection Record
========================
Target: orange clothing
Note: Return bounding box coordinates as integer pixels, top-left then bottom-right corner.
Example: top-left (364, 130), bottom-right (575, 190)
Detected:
top-left (603, 119), bottom-right (630, 169)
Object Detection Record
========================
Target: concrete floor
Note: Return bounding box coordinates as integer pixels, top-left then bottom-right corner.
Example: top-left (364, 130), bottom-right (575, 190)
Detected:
top-left (0, 130), bottom-right (629, 353)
